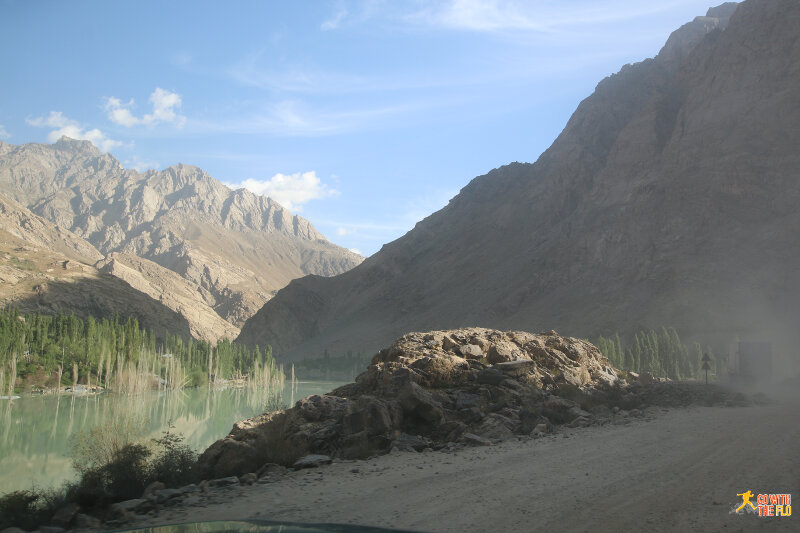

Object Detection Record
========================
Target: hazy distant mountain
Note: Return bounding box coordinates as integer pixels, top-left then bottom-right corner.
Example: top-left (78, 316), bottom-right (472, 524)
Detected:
top-left (0, 138), bottom-right (362, 341)
top-left (238, 0), bottom-right (800, 360)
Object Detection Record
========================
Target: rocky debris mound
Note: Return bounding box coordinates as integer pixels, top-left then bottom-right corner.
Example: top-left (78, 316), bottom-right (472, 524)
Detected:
top-left (195, 328), bottom-right (748, 479)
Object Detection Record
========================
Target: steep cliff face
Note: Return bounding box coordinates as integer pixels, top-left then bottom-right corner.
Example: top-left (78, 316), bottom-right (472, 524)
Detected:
top-left (238, 0), bottom-right (800, 360)
top-left (0, 139), bottom-right (363, 339)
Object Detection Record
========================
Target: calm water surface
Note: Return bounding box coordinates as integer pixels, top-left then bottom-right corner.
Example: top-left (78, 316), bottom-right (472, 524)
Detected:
top-left (0, 381), bottom-right (344, 494)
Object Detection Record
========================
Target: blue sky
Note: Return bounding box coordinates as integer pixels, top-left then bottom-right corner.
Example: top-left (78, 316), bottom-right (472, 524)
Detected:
top-left (1, 0), bottom-right (722, 256)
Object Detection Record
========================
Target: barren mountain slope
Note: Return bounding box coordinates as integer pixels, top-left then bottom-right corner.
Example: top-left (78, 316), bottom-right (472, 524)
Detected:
top-left (238, 0), bottom-right (800, 360)
top-left (0, 193), bottom-right (193, 337)
top-left (0, 138), bottom-right (362, 335)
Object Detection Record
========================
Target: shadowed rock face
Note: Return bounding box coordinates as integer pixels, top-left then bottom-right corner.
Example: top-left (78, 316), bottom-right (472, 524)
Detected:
top-left (0, 138), bottom-right (362, 341)
top-left (238, 0), bottom-right (800, 360)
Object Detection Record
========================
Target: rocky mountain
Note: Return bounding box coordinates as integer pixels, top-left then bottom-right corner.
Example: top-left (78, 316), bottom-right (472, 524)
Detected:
top-left (0, 138), bottom-right (362, 341)
top-left (238, 0), bottom-right (800, 361)
top-left (0, 193), bottom-right (194, 337)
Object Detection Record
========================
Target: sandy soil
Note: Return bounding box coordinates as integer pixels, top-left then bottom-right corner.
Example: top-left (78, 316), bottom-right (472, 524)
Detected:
top-left (132, 393), bottom-right (799, 532)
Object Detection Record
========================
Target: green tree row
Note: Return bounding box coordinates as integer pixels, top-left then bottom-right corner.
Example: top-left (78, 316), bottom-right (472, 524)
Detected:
top-left (0, 309), bottom-right (278, 394)
top-left (595, 327), bottom-right (713, 380)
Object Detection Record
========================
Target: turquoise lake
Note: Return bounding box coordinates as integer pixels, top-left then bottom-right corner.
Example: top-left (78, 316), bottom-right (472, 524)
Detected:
top-left (0, 381), bottom-right (344, 494)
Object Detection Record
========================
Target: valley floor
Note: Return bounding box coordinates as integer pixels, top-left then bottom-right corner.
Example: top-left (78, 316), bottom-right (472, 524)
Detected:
top-left (130, 390), bottom-right (799, 533)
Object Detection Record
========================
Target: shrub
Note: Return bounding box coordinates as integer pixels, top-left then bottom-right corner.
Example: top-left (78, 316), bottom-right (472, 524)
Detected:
top-left (69, 443), bottom-right (152, 507)
top-left (69, 416), bottom-right (147, 473)
top-left (188, 368), bottom-right (208, 387)
top-left (0, 490), bottom-right (40, 530)
top-left (149, 429), bottom-right (197, 487)
top-left (265, 391), bottom-right (287, 413)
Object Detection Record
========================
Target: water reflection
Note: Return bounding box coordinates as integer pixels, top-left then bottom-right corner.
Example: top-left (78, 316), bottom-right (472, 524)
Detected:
top-left (0, 381), bottom-right (343, 494)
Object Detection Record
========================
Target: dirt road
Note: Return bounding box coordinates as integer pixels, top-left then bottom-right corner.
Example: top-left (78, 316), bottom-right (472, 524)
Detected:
top-left (136, 394), bottom-right (799, 532)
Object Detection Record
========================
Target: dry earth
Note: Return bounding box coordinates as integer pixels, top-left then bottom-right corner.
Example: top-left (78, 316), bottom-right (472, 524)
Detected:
top-left (129, 387), bottom-right (799, 533)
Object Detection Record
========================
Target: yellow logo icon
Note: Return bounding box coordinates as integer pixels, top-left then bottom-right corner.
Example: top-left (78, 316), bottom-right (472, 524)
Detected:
top-left (736, 490), bottom-right (757, 513)
top-left (731, 490), bottom-right (792, 517)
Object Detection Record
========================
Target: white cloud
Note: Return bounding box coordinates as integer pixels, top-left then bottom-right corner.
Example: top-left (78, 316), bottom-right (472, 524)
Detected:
top-left (0, 125), bottom-right (9, 139)
top-left (321, 7), bottom-right (348, 30)
top-left (228, 171), bottom-right (338, 212)
top-left (419, 0), bottom-right (551, 32)
top-left (105, 87), bottom-right (186, 128)
top-left (26, 111), bottom-right (121, 152)
top-left (411, 0), bottom-right (705, 33)
top-left (193, 97), bottom-right (441, 138)
top-left (105, 97), bottom-right (140, 127)
top-left (348, 248), bottom-right (362, 256)
top-left (336, 227), bottom-right (353, 236)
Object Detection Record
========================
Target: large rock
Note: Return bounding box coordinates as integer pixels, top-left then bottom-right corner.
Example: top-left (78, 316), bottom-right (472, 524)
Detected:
top-left (196, 327), bottom-right (756, 479)
top-left (196, 328), bottom-right (621, 477)
top-left (292, 454), bottom-right (332, 469)
top-left (49, 503), bottom-right (80, 528)
top-left (397, 381), bottom-right (445, 426)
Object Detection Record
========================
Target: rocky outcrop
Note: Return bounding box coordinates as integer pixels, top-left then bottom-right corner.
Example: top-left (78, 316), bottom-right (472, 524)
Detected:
top-left (0, 193), bottom-right (102, 263)
top-left (197, 329), bottom-right (622, 478)
top-left (238, 0), bottom-right (800, 361)
top-left (198, 328), bottom-right (757, 479)
top-left (0, 139), bottom-right (363, 340)
top-left (95, 253), bottom-right (240, 341)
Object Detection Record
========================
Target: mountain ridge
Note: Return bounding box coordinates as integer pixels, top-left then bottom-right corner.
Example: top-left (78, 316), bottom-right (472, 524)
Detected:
top-left (0, 138), bottom-right (363, 341)
top-left (238, 0), bottom-right (800, 361)
top-left (0, 192), bottom-right (195, 337)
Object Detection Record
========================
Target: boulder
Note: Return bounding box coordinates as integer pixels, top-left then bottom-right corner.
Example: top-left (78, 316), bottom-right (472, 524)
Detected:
top-left (476, 413), bottom-right (517, 440)
top-left (495, 359), bottom-right (536, 377)
top-left (343, 397), bottom-right (396, 436)
top-left (486, 342), bottom-right (517, 364)
top-left (397, 381), bottom-right (444, 425)
top-left (455, 392), bottom-right (481, 410)
top-left (209, 476), bottom-right (240, 487)
top-left (199, 437), bottom-right (263, 479)
top-left (142, 481), bottom-right (165, 498)
top-left (463, 433), bottom-right (493, 446)
top-left (459, 344), bottom-right (484, 359)
top-left (391, 433), bottom-right (432, 452)
top-left (239, 473), bottom-right (258, 485)
top-left (293, 454), bottom-right (332, 469)
top-left (49, 502), bottom-right (80, 528)
top-left (442, 335), bottom-right (459, 351)
top-left (109, 498), bottom-right (153, 516)
top-left (153, 488), bottom-right (183, 504)
top-left (476, 368), bottom-right (505, 385)
top-left (256, 463), bottom-right (288, 478)
top-left (298, 395), bottom-right (349, 422)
